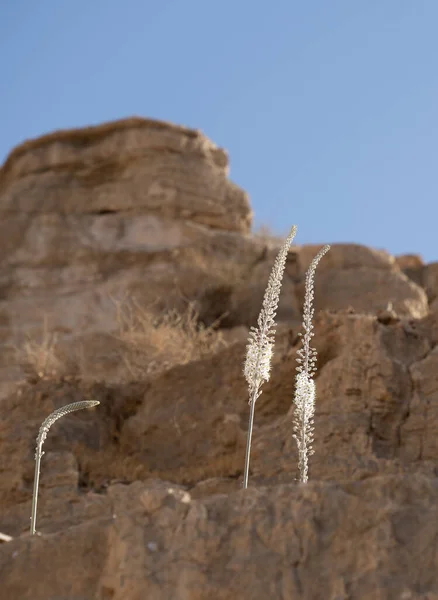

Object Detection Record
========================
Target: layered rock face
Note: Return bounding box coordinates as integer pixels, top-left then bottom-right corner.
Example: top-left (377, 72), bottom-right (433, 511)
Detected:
top-left (0, 117), bottom-right (438, 599)
top-left (0, 116), bottom-right (250, 229)
top-left (0, 117), bottom-right (255, 395)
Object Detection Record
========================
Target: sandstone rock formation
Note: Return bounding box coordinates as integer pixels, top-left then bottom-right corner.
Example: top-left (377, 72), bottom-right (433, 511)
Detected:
top-left (0, 117), bottom-right (438, 599)
top-left (0, 117), bottom-right (255, 396)
top-left (0, 117), bottom-right (250, 230)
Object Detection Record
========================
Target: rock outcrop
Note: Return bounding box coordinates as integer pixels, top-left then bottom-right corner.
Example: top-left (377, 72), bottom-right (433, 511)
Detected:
top-left (0, 117), bottom-right (256, 396)
top-left (0, 117), bottom-right (438, 599)
top-left (0, 116), bottom-right (250, 230)
top-left (2, 475), bottom-right (438, 600)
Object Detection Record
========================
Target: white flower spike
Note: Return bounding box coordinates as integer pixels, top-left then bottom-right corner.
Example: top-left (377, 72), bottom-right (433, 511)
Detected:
top-left (243, 225), bottom-right (297, 488)
top-left (30, 400), bottom-right (100, 535)
top-left (293, 244), bottom-right (330, 483)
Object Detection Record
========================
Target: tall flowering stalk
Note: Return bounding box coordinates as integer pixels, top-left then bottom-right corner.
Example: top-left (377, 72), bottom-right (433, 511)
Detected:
top-left (293, 244), bottom-right (330, 483)
top-left (243, 225), bottom-right (297, 488)
top-left (30, 400), bottom-right (100, 535)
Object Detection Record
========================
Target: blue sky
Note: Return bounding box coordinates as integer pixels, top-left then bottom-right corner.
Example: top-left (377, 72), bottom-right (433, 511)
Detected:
top-left (1, 1), bottom-right (437, 262)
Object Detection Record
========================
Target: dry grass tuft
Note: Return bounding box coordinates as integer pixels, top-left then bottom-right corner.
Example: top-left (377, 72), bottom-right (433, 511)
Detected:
top-left (114, 297), bottom-right (228, 379)
top-left (15, 299), bottom-right (229, 385)
top-left (18, 317), bottom-right (66, 380)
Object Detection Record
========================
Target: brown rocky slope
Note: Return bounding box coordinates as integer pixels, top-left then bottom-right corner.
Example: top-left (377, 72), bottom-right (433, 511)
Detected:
top-left (0, 117), bottom-right (438, 599)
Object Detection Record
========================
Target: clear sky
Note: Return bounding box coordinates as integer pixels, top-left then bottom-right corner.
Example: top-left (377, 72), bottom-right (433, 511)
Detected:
top-left (1, 1), bottom-right (437, 262)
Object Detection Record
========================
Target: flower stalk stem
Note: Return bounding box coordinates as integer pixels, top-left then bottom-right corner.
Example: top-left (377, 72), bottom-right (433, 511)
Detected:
top-left (243, 391), bottom-right (257, 489)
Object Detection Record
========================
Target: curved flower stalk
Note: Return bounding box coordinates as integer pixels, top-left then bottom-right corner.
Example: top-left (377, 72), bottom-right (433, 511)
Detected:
top-left (293, 244), bottom-right (330, 483)
top-left (30, 400), bottom-right (100, 535)
top-left (243, 225), bottom-right (297, 488)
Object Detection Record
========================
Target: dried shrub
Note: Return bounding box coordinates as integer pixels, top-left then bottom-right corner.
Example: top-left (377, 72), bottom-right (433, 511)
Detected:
top-left (114, 297), bottom-right (228, 379)
top-left (18, 317), bottom-right (65, 380)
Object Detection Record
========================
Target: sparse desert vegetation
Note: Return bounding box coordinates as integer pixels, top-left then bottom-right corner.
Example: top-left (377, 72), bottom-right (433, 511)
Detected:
top-left (113, 296), bottom-right (228, 379)
top-left (0, 117), bottom-right (437, 599)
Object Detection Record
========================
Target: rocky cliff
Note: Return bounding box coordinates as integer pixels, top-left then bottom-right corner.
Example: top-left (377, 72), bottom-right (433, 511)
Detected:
top-left (0, 117), bottom-right (437, 600)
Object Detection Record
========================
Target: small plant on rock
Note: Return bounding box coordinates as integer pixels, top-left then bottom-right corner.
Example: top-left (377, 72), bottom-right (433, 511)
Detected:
top-left (292, 244), bottom-right (330, 483)
top-left (242, 226), bottom-right (330, 489)
top-left (243, 225), bottom-right (297, 488)
top-left (30, 400), bottom-right (100, 535)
